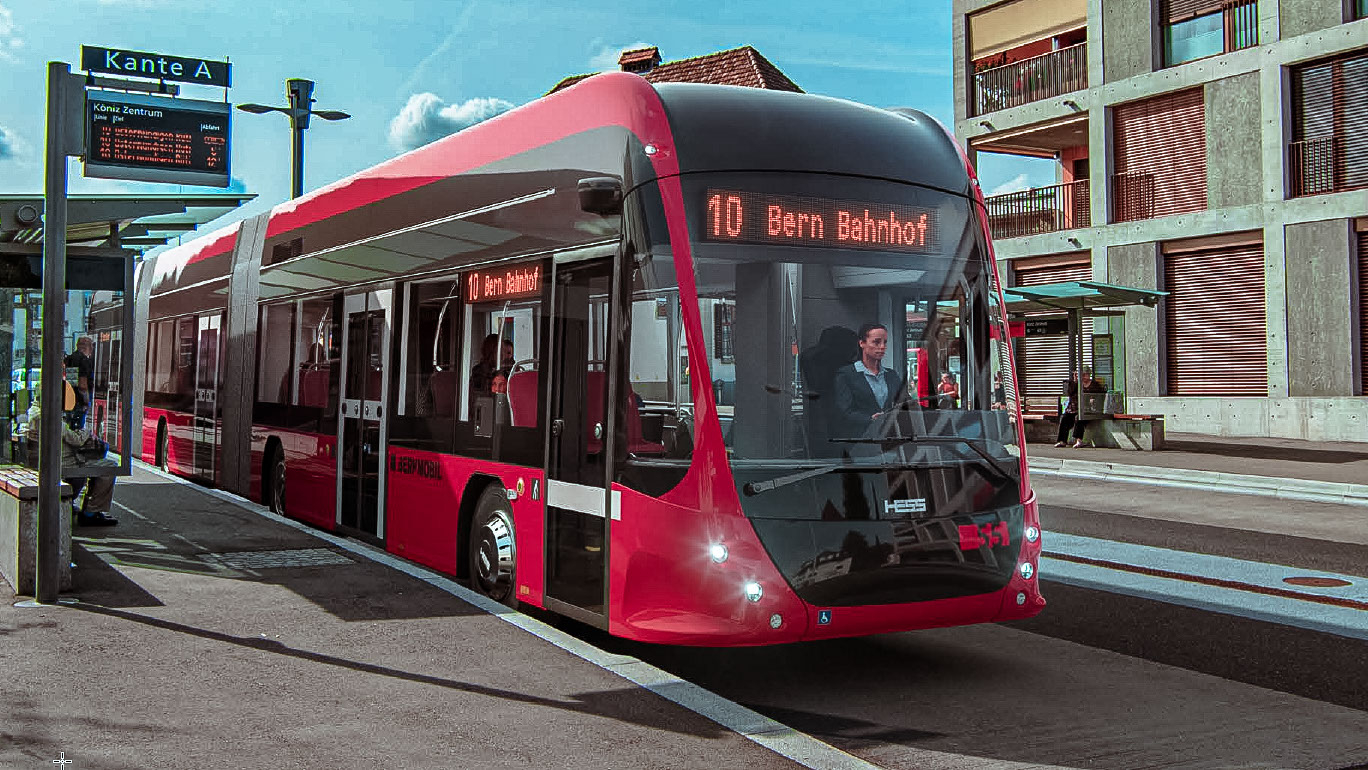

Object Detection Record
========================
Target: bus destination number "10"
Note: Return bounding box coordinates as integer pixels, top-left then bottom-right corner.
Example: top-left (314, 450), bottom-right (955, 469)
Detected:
top-left (704, 189), bottom-right (937, 254)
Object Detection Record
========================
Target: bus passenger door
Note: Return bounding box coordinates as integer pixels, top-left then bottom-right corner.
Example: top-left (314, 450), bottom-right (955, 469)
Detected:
top-left (337, 289), bottom-right (392, 540)
top-left (193, 315), bottom-right (221, 481)
top-left (544, 258), bottom-right (613, 625)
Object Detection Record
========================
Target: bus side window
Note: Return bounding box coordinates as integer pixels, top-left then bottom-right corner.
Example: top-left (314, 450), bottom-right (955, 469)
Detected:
top-left (295, 299), bottom-right (333, 410)
top-left (257, 302), bottom-right (296, 405)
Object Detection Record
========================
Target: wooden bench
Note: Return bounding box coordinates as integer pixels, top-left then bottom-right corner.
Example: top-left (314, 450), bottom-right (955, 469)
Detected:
top-left (0, 465), bottom-right (74, 595)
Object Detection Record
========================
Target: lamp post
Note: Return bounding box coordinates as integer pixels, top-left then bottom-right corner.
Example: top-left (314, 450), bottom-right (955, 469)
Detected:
top-left (237, 78), bottom-right (350, 198)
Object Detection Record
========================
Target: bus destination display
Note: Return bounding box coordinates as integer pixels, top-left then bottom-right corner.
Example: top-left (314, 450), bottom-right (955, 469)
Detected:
top-left (704, 190), bottom-right (938, 253)
top-left (84, 91), bottom-right (231, 188)
top-left (465, 263), bottom-right (543, 303)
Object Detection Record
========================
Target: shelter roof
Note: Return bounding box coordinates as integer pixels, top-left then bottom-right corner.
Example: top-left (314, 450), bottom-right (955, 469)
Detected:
top-left (1002, 280), bottom-right (1167, 315)
top-left (0, 193), bottom-right (254, 255)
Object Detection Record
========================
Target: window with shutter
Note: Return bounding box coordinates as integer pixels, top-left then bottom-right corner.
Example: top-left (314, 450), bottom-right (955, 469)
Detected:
top-left (1113, 88), bottom-right (1207, 221)
top-left (1164, 240), bottom-right (1267, 396)
top-left (1161, 0), bottom-right (1258, 67)
top-left (1011, 258), bottom-right (1094, 408)
top-left (1358, 228), bottom-right (1367, 394)
top-left (1289, 49), bottom-right (1368, 197)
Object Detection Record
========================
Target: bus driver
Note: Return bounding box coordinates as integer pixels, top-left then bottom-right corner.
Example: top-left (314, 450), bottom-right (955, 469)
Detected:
top-left (832, 322), bottom-right (903, 438)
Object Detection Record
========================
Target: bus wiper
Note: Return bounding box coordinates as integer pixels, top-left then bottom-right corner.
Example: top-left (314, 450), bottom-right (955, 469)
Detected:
top-left (829, 434), bottom-right (1014, 482)
top-left (741, 463), bottom-right (845, 496)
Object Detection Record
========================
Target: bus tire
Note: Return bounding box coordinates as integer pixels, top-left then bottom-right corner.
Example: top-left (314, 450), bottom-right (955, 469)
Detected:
top-left (469, 485), bottom-right (517, 607)
top-left (266, 446), bottom-right (286, 516)
top-left (155, 422), bottom-right (169, 472)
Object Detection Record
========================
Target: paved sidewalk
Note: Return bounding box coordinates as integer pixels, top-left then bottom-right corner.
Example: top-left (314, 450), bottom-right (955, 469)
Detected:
top-left (1027, 432), bottom-right (1368, 506)
top-left (0, 466), bottom-right (842, 770)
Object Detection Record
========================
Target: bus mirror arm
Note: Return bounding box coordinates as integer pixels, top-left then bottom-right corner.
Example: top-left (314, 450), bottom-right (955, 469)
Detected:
top-left (578, 177), bottom-right (623, 215)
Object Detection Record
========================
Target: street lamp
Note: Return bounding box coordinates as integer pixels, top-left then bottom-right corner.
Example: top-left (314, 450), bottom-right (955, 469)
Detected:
top-left (237, 78), bottom-right (350, 199)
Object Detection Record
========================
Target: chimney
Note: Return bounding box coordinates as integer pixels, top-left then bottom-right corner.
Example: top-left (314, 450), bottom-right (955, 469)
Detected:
top-left (618, 46), bottom-right (662, 75)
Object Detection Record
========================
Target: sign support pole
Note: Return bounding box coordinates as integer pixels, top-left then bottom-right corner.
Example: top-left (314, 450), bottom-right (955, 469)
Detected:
top-left (36, 62), bottom-right (85, 604)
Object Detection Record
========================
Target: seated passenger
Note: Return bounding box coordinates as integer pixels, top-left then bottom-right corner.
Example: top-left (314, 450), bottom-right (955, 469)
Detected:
top-left (25, 384), bottom-right (119, 527)
top-left (832, 323), bottom-right (903, 438)
top-left (470, 335), bottom-right (515, 395)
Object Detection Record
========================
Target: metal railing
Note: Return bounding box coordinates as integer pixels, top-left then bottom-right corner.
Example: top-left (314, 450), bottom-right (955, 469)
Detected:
top-left (1111, 172), bottom-right (1155, 223)
top-left (984, 180), bottom-right (1091, 239)
top-left (974, 42), bottom-right (1087, 116)
top-left (1289, 136), bottom-right (1367, 197)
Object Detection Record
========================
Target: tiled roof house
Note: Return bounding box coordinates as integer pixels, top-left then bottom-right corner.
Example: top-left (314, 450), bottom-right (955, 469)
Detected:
top-left (547, 45), bottom-right (803, 95)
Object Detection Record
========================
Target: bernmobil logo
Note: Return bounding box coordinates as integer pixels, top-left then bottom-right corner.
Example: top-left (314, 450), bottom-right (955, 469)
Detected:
top-left (388, 453), bottom-right (443, 480)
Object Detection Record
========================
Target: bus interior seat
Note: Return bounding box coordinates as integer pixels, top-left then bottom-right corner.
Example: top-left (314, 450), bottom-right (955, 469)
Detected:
top-left (428, 370), bottom-right (457, 417)
top-left (585, 371), bottom-right (665, 456)
top-left (508, 369), bottom-right (539, 427)
top-left (298, 366), bottom-right (329, 408)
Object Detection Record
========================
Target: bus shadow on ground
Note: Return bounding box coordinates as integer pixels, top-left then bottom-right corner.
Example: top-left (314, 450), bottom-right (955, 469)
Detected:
top-left (81, 482), bottom-right (485, 623)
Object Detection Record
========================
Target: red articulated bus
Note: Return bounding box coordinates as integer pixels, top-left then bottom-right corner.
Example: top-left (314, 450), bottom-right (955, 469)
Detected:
top-left (135, 72), bottom-right (1043, 645)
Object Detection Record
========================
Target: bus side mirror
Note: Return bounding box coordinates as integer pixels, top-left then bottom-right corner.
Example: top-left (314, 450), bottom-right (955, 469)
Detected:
top-left (578, 177), bottom-right (623, 215)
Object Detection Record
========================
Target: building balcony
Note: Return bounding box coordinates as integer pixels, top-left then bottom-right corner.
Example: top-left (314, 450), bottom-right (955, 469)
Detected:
top-left (1112, 172), bottom-right (1156, 223)
top-left (985, 180), bottom-right (1091, 239)
top-left (1289, 136), bottom-right (1367, 197)
top-left (973, 43), bottom-right (1087, 117)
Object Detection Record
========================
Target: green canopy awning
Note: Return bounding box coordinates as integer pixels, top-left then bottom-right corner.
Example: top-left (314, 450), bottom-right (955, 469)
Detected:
top-left (1002, 280), bottom-right (1167, 315)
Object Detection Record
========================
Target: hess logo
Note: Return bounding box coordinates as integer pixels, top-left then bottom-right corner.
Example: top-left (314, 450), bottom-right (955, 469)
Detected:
top-left (883, 498), bottom-right (927, 516)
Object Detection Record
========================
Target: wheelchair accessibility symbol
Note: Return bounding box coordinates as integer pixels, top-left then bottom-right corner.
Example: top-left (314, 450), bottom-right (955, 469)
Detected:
top-left (818, 610), bottom-right (832, 625)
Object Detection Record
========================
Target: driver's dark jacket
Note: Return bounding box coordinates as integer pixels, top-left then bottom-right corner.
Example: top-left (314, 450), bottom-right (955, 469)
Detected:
top-left (832, 363), bottom-right (903, 438)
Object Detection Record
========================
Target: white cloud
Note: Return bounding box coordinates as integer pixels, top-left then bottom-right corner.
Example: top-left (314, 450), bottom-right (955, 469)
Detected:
top-left (0, 3), bottom-right (24, 61)
top-left (0, 125), bottom-right (21, 160)
top-left (588, 41), bottom-right (654, 72)
top-left (988, 174), bottom-right (1031, 197)
top-left (387, 93), bottom-right (515, 153)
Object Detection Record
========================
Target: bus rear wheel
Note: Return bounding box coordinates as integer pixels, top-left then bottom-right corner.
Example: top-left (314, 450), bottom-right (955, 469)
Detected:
top-left (155, 424), bottom-right (169, 472)
top-left (469, 485), bottom-right (517, 607)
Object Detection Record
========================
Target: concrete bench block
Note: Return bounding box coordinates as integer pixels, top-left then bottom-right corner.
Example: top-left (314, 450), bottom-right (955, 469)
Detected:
top-left (0, 468), bottom-right (73, 596)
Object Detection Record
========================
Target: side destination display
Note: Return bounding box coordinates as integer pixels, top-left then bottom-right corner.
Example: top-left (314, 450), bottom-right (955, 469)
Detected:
top-left (84, 90), bottom-right (230, 187)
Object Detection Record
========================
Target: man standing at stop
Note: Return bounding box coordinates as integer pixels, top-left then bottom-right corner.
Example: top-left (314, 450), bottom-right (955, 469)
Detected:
top-left (65, 335), bottom-right (95, 430)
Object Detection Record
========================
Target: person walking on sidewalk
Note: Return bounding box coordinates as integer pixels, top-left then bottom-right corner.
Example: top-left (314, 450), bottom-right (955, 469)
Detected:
top-left (1055, 367), bottom-right (1106, 448)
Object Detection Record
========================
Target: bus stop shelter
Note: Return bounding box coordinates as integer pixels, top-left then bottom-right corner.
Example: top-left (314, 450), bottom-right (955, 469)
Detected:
top-left (1001, 279), bottom-right (1167, 420)
top-left (0, 193), bottom-right (251, 598)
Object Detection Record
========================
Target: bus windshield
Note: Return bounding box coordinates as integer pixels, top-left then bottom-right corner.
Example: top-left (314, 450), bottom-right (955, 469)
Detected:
top-left (678, 173), bottom-right (1017, 470)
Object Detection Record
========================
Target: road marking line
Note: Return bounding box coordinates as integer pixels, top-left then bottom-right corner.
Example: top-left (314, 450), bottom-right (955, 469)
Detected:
top-left (1044, 551), bottom-right (1368, 611)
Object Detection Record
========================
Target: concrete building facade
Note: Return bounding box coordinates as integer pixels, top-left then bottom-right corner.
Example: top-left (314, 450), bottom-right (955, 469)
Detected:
top-left (953, 0), bottom-right (1368, 442)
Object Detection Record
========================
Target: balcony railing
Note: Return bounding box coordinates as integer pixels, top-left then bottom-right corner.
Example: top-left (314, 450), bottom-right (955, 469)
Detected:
top-left (1289, 136), bottom-right (1367, 197)
top-left (984, 180), bottom-right (1091, 239)
top-left (974, 42), bottom-right (1087, 116)
top-left (1112, 172), bottom-right (1156, 223)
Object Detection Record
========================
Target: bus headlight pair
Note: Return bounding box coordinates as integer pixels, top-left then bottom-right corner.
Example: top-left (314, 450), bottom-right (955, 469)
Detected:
top-left (708, 543), bottom-right (763, 603)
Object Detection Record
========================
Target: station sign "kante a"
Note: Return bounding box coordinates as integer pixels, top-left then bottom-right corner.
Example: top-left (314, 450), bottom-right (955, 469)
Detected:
top-left (81, 45), bottom-right (231, 88)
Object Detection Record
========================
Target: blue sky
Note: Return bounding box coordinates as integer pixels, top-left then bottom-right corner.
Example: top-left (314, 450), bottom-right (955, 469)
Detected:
top-left (0, 0), bottom-right (1051, 236)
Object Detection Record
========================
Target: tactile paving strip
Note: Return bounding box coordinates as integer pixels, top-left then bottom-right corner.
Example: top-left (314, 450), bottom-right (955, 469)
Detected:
top-left (203, 548), bottom-right (354, 570)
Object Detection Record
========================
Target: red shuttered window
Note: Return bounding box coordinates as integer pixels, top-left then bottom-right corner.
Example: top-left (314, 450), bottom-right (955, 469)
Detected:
top-left (1290, 49), bottom-right (1368, 197)
top-left (1012, 257), bottom-right (1094, 406)
top-left (1164, 240), bottom-right (1267, 396)
top-left (1113, 88), bottom-right (1207, 222)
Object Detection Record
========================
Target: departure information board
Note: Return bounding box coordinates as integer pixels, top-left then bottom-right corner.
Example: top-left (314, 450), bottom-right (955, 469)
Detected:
top-left (84, 90), bottom-right (230, 187)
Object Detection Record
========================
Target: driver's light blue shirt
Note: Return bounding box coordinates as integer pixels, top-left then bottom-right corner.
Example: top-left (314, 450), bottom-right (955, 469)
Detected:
top-left (854, 360), bottom-right (888, 410)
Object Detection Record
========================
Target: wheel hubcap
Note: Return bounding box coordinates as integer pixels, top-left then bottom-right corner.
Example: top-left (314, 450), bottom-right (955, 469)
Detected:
top-left (272, 462), bottom-right (285, 512)
top-left (476, 513), bottom-right (515, 599)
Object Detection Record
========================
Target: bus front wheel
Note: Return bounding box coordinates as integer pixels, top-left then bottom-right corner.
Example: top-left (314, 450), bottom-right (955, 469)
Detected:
top-left (469, 485), bottom-right (517, 607)
top-left (267, 449), bottom-right (286, 516)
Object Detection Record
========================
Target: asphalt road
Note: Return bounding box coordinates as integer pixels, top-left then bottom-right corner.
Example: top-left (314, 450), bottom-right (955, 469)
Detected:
top-left (551, 477), bottom-right (1368, 770)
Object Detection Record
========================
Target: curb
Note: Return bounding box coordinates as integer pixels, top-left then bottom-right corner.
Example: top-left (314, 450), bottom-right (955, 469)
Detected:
top-left (1027, 457), bottom-right (1368, 508)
